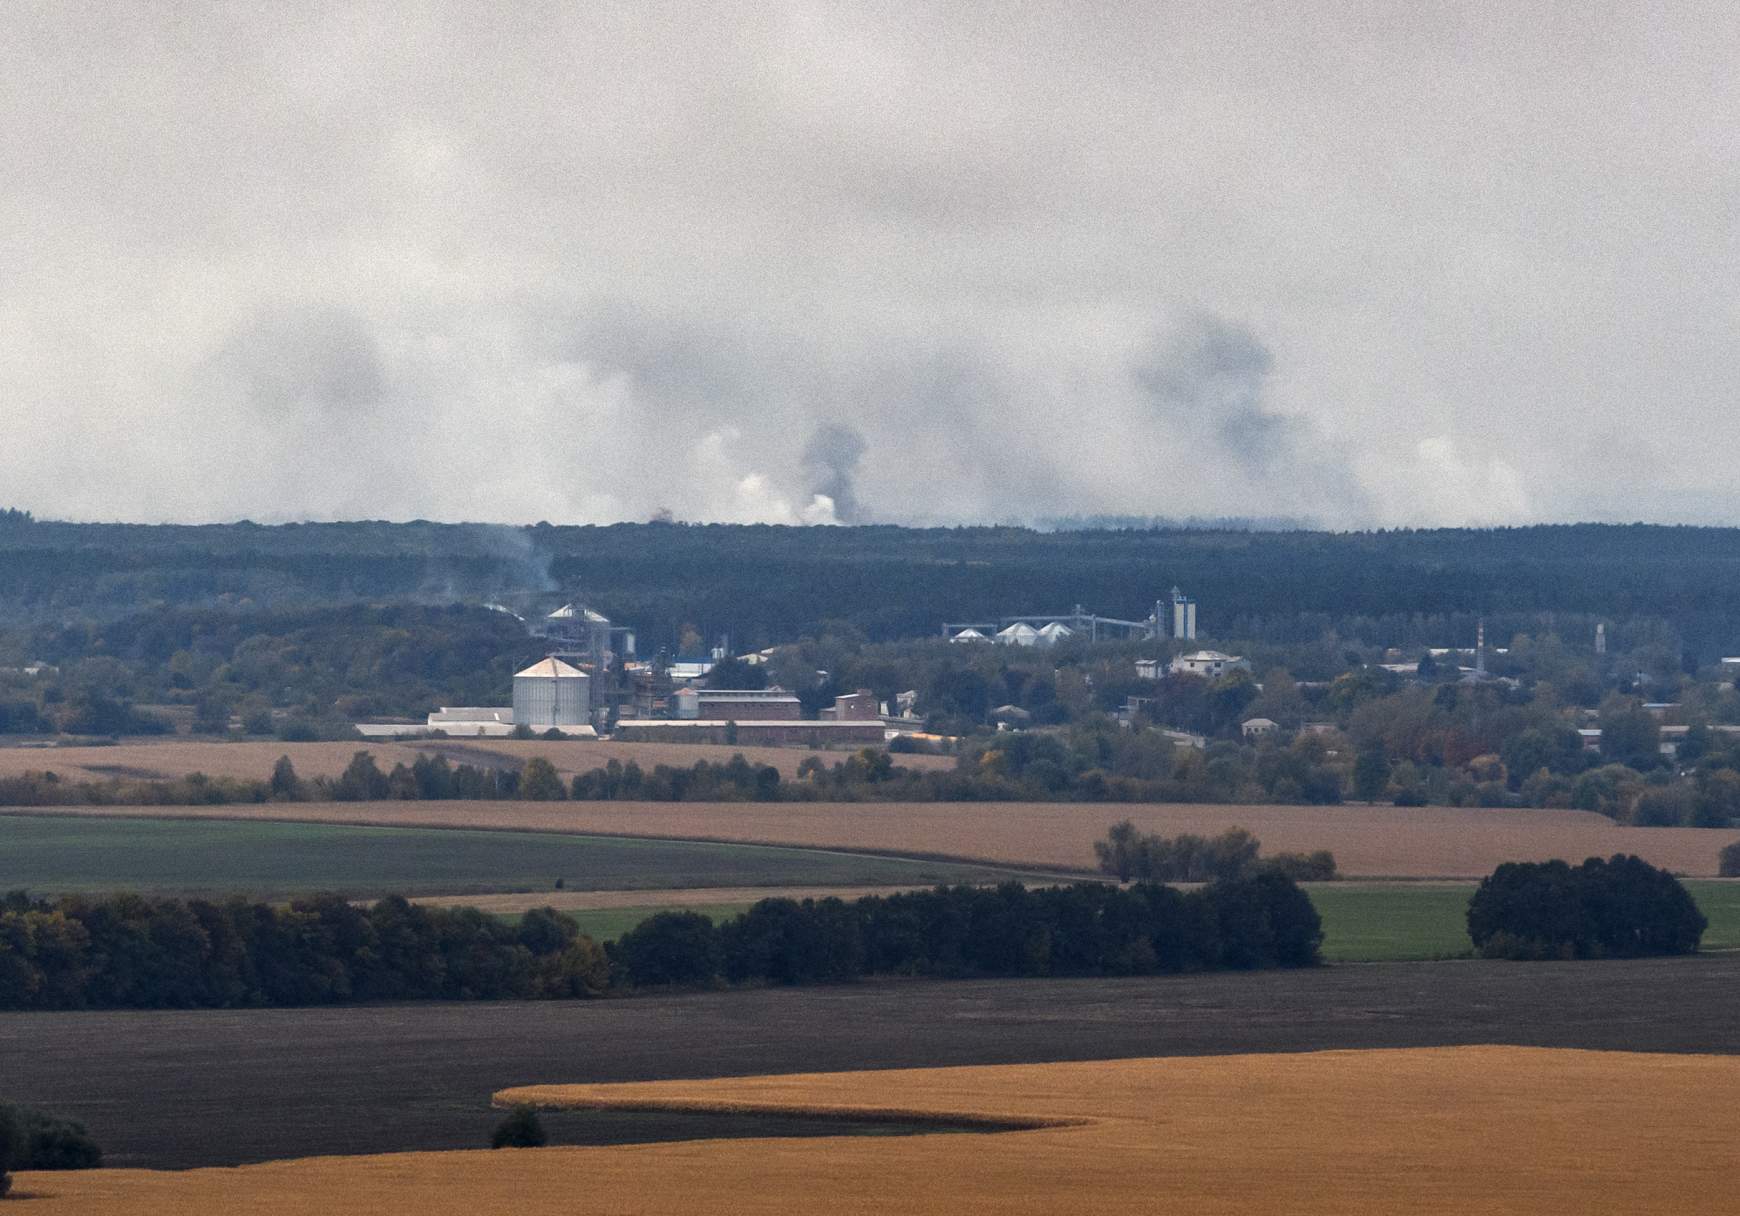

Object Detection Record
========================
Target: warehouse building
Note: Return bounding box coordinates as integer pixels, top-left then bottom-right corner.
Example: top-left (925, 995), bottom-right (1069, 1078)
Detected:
top-left (672, 687), bottom-right (802, 720)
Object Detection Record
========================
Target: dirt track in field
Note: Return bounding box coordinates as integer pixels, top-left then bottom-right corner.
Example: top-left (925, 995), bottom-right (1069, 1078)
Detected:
top-left (4, 953), bottom-right (1739, 1172)
top-left (0, 737), bottom-right (947, 784)
top-left (18, 797), bottom-right (1738, 877)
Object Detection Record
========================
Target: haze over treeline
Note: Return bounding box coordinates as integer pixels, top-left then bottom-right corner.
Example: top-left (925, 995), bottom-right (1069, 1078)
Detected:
top-left (4, 517), bottom-right (1740, 658)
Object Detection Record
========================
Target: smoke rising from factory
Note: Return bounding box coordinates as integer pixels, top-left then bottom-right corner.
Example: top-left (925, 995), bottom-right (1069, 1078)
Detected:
top-left (3, 5), bottom-right (1738, 527)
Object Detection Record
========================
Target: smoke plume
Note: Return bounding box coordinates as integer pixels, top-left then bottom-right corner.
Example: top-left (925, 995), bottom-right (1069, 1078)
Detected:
top-left (802, 423), bottom-right (869, 524)
top-left (1134, 314), bottom-right (1370, 520)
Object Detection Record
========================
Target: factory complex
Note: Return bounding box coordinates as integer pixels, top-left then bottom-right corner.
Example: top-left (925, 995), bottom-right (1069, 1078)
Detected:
top-left (361, 587), bottom-right (1209, 748)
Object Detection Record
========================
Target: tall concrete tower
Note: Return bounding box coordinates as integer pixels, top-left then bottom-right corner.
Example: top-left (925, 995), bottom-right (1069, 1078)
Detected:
top-left (1170, 586), bottom-right (1197, 641)
top-left (1595, 622), bottom-right (1607, 655)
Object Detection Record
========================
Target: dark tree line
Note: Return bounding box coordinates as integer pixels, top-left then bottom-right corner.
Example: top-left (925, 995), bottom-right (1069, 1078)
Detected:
top-left (611, 877), bottom-right (1323, 988)
top-left (0, 893), bottom-right (608, 1010)
top-left (0, 876), bottom-right (1321, 1012)
top-left (1466, 855), bottom-right (1707, 960)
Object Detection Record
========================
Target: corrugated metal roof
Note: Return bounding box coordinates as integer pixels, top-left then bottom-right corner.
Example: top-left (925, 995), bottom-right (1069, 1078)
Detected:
top-left (547, 603), bottom-right (611, 624)
top-left (514, 657), bottom-right (588, 679)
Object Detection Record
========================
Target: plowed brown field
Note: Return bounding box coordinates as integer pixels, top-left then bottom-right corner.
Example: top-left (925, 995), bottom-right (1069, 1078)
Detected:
top-left (19, 798), bottom-right (1738, 877)
top-left (19, 1047), bottom-right (1736, 1214)
top-left (0, 737), bottom-right (946, 784)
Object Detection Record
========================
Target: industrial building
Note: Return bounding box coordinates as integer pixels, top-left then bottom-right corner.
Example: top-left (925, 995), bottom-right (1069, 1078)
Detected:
top-left (537, 603), bottom-right (636, 665)
top-left (512, 657), bottom-right (592, 728)
top-left (613, 719), bottom-right (886, 746)
top-left (945, 590), bottom-right (1199, 646)
top-left (819, 690), bottom-right (879, 721)
top-left (672, 687), bottom-right (803, 720)
top-left (359, 655), bottom-right (598, 737)
top-left (1168, 587), bottom-right (1197, 640)
top-left (1165, 651), bottom-right (1251, 679)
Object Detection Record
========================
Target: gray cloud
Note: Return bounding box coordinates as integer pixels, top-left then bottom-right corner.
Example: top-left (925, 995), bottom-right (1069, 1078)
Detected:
top-left (205, 306), bottom-right (386, 420)
top-left (1135, 315), bottom-right (1370, 522)
top-left (802, 422), bottom-right (868, 523)
top-left (2, 4), bottom-right (1738, 526)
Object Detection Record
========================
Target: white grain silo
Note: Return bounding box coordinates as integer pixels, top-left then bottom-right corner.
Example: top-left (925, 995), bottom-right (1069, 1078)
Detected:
top-left (512, 657), bottom-right (591, 729)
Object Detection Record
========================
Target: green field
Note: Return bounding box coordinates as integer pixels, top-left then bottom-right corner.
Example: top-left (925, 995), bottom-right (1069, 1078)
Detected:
top-left (1312, 881), bottom-right (1740, 962)
top-left (1309, 885), bottom-right (1480, 962)
top-left (558, 882), bottom-right (1740, 962)
top-left (0, 814), bottom-right (1043, 900)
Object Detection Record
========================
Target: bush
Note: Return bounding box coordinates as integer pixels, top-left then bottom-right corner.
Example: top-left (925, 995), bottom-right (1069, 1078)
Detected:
top-left (1, 1106), bottom-right (101, 1170)
top-left (490, 1105), bottom-right (547, 1149)
top-left (0, 1105), bottom-right (14, 1198)
top-left (1260, 850), bottom-right (1339, 882)
top-left (1467, 855), bottom-right (1707, 960)
top-left (611, 911), bottom-right (722, 988)
top-left (1720, 840), bottom-right (1740, 878)
top-left (0, 1104), bottom-right (100, 1180)
top-left (1094, 823), bottom-right (1324, 883)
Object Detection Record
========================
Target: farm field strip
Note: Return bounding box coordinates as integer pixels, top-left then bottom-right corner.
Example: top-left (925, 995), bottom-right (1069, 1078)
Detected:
top-left (0, 736), bottom-right (951, 784)
top-left (21, 1047), bottom-right (1739, 1214)
top-left (0, 815), bottom-right (1041, 900)
top-left (14, 797), bottom-right (1738, 877)
top-left (9, 953), bottom-right (1740, 1171)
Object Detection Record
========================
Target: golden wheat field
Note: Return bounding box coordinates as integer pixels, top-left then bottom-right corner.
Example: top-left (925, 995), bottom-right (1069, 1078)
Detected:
top-left (18, 1047), bottom-right (1736, 1214)
top-left (0, 737), bottom-right (949, 784)
top-left (24, 797), bottom-right (1740, 877)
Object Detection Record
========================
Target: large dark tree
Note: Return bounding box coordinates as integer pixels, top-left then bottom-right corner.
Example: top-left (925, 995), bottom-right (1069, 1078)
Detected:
top-left (1466, 855), bottom-right (1706, 960)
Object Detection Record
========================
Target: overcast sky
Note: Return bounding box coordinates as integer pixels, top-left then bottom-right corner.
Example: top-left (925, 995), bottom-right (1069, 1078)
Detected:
top-left (3, 3), bottom-right (1736, 528)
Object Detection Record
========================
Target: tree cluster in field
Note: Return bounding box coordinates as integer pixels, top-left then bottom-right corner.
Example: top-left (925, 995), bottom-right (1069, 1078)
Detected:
top-left (0, 875), bottom-right (1321, 1012)
top-left (1466, 855), bottom-right (1707, 960)
top-left (0, 893), bottom-right (609, 1011)
top-left (1720, 840), bottom-right (1740, 878)
top-left (610, 877), bottom-right (1323, 989)
top-left (0, 1102), bottom-right (101, 1196)
top-left (1093, 823), bottom-right (1337, 884)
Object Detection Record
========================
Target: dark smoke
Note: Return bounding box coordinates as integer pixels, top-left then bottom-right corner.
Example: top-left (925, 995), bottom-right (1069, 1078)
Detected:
top-left (802, 422), bottom-right (868, 523)
top-left (1134, 313), bottom-right (1368, 517)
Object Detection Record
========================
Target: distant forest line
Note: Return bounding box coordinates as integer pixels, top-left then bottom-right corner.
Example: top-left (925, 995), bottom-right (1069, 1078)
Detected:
top-left (6, 516), bottom-right (1740, 655)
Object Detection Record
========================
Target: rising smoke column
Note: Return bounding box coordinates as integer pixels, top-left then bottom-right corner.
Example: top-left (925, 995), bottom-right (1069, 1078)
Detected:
top-left (802, 422), bottom-right (868, 523)
top-left (1134, 314), bottom-right (1370, 522)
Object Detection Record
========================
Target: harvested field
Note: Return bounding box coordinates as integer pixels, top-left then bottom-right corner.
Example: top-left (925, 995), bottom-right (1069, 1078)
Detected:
top-left (6, 953), bottom-right (1740, 1170)
top-left (21, 1047), bottom-right (1740, 1214)
top-left (21, 798), bottom-right (1738, 877)
top-left (0, 815), bottom-right (1036, 899)
top-left (0, 736), bottom-right (947, 785)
